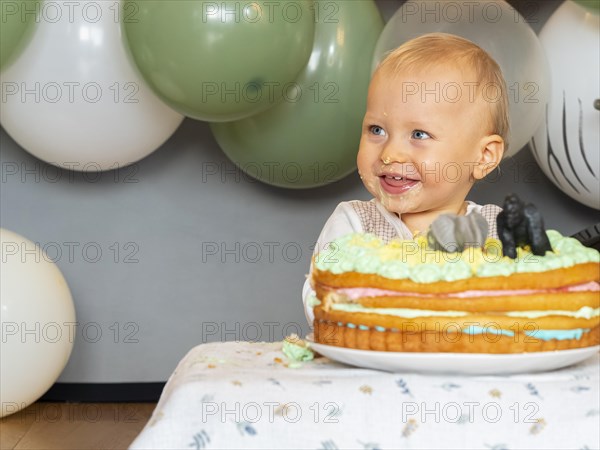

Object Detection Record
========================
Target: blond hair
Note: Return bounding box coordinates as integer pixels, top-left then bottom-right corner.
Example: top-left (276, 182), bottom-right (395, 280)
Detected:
top-left (376, 33), bottom-right (510, 153)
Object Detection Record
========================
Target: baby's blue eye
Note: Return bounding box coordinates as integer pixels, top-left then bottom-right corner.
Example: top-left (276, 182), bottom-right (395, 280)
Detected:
top-left (369, 125), bottom-right (386, 136)
top-left (411, 129), bottom-right (431, 140)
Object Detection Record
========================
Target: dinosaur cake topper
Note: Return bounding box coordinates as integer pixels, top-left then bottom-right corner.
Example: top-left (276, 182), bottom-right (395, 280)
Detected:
top-left (496, 193), bottom-right (553, 259)
top-left (427, 212), bottom-right (488, 253)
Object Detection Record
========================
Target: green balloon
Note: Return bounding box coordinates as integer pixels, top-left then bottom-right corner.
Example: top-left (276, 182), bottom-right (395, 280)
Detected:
top-left (573, 0), bottom-right (600, 13)
top-left (211, 1), bottom-right (383, 188)
top-left (0, 0), bottom-right (39, 71)
top-left (122, 0), bottom-right (315, 122)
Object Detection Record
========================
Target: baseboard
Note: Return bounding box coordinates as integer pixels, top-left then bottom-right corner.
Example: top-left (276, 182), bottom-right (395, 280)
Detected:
top-left (39, 382), bottom-right (166, 402)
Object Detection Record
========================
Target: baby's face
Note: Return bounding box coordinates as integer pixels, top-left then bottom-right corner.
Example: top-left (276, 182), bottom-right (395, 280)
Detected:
top-left (357, 65), bottom-right (493, 218)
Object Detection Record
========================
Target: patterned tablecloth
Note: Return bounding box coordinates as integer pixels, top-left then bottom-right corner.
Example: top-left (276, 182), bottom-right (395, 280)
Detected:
top-left (129, 342), bottom-right (599, 450)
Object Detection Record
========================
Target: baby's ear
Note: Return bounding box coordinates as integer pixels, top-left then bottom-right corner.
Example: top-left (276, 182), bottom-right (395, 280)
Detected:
top-left (473, 134), bottom-right (504, 180)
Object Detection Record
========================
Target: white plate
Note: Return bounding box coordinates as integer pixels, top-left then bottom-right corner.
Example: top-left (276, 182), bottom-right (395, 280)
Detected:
top-left (306, 334), bottom-right (599, 375)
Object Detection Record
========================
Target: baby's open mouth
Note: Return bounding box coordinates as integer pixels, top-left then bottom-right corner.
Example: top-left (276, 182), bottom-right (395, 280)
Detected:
top-left (379, 174), bottom-right (420, 194)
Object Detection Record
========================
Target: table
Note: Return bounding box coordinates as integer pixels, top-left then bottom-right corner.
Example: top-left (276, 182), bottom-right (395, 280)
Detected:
top-left (129, 342), bottom-right (600, 449)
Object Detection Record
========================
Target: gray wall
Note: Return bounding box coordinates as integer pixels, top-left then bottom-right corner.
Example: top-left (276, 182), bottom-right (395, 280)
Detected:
top-left (1, 0), bottom-right (596, 383)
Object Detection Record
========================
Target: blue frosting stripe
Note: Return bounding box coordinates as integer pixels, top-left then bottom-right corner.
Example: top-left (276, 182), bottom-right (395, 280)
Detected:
top-left (525, 328), bottom-right (591, 341)
top-left (462, 325), bottom-right (515, 336)
top-left (328, 321), bottom-right (592, 341)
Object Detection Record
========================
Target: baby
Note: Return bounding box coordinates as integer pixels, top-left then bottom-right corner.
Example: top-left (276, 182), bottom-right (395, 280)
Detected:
top-left (303, 32), bottom-right (510, 325)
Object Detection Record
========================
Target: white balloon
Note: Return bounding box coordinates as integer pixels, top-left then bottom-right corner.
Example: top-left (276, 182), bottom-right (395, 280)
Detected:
top-left (372, 0), bottom-right (550, 156)
top-left (0, 228), bottom-right (76, 418)
top-left (0, 0), bottom-right (183, 171)
top-left (530, 1), bottom-right (599, 210)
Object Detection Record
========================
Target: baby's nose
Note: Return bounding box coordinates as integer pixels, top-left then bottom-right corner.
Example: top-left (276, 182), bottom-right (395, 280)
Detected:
top-left (380, 140), bottom-right (412, 165)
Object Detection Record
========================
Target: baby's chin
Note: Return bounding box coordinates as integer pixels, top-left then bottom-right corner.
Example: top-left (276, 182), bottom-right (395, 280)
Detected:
top-left (378, 195), bottom-right (423, 216)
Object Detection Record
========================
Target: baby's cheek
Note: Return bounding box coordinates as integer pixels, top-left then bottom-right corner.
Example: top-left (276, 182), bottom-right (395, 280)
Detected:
top-left (356, 151), bottom-right (371, 175)
top-left (361, 175), bottom-right (380, 198)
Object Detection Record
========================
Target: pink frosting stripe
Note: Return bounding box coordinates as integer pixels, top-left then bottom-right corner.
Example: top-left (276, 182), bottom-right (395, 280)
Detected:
top-left (334, 281), bottom-right (600, 300)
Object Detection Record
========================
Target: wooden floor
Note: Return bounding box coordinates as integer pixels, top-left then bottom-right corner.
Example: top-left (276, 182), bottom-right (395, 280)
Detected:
top-left (0, 402), bottom-right (156, 450)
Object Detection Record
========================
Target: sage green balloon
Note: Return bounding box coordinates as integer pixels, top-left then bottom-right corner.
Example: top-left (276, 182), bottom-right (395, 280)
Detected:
top-left (122, 0), bottom-right (315, 122)
top-left (573, 0), bottom-right (600, 13)
top-left (0, 0), bottom-right (39, 71)
top-left (211, 0), bottom-right (383, 188)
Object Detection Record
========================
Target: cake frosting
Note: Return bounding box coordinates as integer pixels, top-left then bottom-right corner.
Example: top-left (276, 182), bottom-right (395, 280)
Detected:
top-left (314, 230), bottom-right (599, 280)
top-left (310, 229), bottom-right (600, 353)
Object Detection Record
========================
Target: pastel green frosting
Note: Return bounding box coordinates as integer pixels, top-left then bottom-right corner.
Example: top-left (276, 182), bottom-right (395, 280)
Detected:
top-left (282, 338), bottom-right (314, 368)
top-left (314, 230), bottom-right (599, 283)
top-left (306, 295), bottom-right (321, 307)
